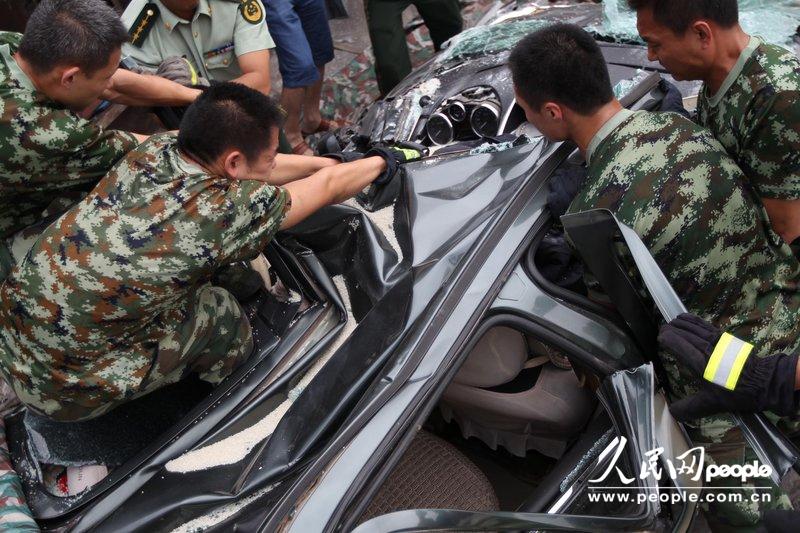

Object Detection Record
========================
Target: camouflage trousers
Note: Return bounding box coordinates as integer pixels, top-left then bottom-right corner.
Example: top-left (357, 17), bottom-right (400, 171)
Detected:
top-left (10, 284), bottom-right (253, 422)
top-left (0, 419), bottom-right (37, 531)
top-left (662, 350), bottom-right (793, 531)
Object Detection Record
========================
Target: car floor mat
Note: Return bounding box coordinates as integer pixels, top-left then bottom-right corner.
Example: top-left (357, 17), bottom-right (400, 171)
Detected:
top-left (23, 377), bottom-right (213, 467)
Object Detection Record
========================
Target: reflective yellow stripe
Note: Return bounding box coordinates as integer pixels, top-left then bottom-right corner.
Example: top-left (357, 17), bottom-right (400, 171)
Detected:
top-left (704, 332), bottom-right (732, 383)
top-left (725, 340), bottom-right (753, 390)
top-left (396, 148), bottom-right (420, 161)
top-left (703, 332), bottom-right (754, 390)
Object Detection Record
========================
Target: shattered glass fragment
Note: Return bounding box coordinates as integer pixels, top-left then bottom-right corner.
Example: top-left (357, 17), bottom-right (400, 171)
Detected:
top-left (594, 0), bottom-right (800, 48)
top-left (613, 69), bottom-right (650, 100)
top-left (438, 19), bottom-right (553, 63)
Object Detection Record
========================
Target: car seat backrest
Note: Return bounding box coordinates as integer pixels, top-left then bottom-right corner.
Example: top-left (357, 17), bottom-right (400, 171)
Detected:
top-left (453, 326), bottom-right (527, 388)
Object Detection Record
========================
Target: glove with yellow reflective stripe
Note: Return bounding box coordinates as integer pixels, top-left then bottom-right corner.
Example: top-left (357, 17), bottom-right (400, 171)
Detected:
top-left (658, 313), bottom-right (799, 422)
top-left (156, 56), bottom-right (210, 87)
top-left (363, 147), bottom-right (423, 186)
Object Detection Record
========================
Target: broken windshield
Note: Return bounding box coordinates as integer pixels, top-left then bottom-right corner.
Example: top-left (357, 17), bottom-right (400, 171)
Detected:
top-left (437, 19), bottom-right (553, 63)
top-left (594, 0), bottom-right (800, 48)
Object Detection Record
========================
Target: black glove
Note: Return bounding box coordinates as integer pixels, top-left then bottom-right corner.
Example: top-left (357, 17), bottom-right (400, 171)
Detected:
top-left (657, 79), bottom-right (690, 118)
top-left (156, 56), bottom-right (210, 87)
top-left (363, 147), bottom-right (422, 186)
top-left (757, 510), bottom-right (800, 533)
top-left (658, 313), bottom-right (799, 422)
top-left (322, 151), bottom-right (364, 163)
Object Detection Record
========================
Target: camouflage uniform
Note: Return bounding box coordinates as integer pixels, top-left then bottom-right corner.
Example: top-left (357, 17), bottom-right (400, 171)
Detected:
top-left (0, 32), bottom-right (139, 280)
top-left (569, 109), bottom-right (800, 529)
top-left (697, 36), bottom-right (800, 200)
top-left (0, 133), bottom-right (289, 422)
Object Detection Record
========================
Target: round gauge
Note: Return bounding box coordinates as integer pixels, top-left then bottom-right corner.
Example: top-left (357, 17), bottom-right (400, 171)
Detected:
top-left (470, 102), bottom-right (500, 138)
top-left (427, 113), bottom-right (454, 145)
top-left (447, 101), bottom-right (467, 122)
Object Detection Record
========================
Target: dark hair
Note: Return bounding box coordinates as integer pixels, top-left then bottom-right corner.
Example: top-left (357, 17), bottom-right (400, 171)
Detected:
top-left (178, 83), bottom-right (284, 165)
top-left (627, 0), bottom-right (739, 34)
top-left (19, 0), bottom-right (128, 75)
top-left (509, 23), bottom-right (614, 115)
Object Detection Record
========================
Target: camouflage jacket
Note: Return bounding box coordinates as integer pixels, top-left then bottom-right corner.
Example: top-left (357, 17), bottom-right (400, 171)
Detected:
top-left (0, 133), bottom-right (289, 407)
top-left (570, 109), bottom-right (800, 357)
top-left (696, 36), bottom-right (800, 200)
top-left (0, 31), bottom-right (139, 240)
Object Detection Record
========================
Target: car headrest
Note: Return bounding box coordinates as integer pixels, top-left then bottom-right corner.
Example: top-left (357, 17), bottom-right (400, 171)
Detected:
top-left (453, 326), bottom-right (527, 388)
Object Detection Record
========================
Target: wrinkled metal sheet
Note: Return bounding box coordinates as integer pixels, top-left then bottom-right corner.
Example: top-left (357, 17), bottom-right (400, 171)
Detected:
top-left (563, 209), bottom-right (800, 487)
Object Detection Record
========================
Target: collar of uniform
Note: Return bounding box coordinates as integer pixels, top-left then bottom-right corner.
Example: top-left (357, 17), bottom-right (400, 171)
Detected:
top-left (586, 108), bottom-right (635, 165)
top-left (159, 0), bottom-right (212, 31)
top-left (0, 43), bottom-right (35, 92)
top-left (704, 35), bottom-right (762, 108)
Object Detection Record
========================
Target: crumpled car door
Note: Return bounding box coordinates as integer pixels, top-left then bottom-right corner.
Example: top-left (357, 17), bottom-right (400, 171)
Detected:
top-left (561, 208), bottom-right (800, 485)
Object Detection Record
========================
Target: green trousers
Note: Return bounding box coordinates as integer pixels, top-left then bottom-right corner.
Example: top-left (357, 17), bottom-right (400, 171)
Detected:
top-left (365, 0), bottom-right (463, 95)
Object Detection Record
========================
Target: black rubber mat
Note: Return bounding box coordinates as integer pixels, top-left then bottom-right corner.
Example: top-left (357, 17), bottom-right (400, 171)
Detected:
top-left (24, 377), bottom-right (212, 467)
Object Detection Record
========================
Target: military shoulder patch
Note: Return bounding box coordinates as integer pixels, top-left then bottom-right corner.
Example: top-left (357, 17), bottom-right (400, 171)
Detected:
top-left (129, 3), bottom-right (160, 48)
top-left (239, 0), bottom-right (264, 25)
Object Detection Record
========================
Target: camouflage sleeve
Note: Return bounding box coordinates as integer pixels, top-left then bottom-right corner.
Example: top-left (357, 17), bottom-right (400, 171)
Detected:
top-left (739, 89), bottom-right (800, 199)
top-left (28, 111), bottom-right (139, 189)
top-left (219, 181), bottom-right (289, 263)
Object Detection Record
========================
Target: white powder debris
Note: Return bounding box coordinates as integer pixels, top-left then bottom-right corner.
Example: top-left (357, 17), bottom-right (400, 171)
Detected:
top-left (165, 280), bottom-right (356, 474)
top-left (169, 482), bottom-right (280, 533)
top-left (343, 199), bottom-right (402, 260)
top-left (417, 78), bottom-right (441, 96)
top-left (287, 290), bottom-right (302, 304)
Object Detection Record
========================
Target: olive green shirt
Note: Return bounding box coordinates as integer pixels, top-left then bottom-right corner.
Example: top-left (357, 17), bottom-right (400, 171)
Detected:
top-left (120, 0), bottom-right (275, 81)
top-left (697, 36), bottom-right (800, 200)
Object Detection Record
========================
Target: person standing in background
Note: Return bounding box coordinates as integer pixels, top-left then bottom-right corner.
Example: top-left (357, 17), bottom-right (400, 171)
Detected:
top-left (365, 0), bottom-right (462, 96)
top-left (264, 0), bottom-right (335, 154)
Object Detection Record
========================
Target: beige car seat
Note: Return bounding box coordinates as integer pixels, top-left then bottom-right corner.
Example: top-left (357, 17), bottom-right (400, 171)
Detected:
top-left (440, 327), bottom-right (596, 458)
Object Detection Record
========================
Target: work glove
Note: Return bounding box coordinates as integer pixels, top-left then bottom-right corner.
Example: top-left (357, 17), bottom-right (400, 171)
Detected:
top-left (322, 151), bottom-right (364, 163)
top-left (363, 147), bottom-right (423, 186)
top-left (658, 313), bottom-right (799, 422)
top-left (758, 510), bottom-right (799, 533)
top-left (156, 56), bottom-right (210, 87)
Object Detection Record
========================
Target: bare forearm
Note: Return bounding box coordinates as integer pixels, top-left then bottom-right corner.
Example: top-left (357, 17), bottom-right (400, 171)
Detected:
top-left (328, 156), bottom-right (385, 203)
top-left (271, 154), bottom-right (338, 185)
top-left (762, 197), bottom-right (800, 244)
top-left (280, 156), bottom-right (386, 229)
top-left (106, 69), bottom-right (201, 107)
top-left (232, 71), bottom-right (271, 96)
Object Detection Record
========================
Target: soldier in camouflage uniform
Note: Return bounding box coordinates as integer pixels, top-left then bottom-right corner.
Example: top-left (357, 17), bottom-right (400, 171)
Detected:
top-left (0, 82), bottom-right (405, 422)
top-left (510, 24), bottom-right (800, 531)
top-left (0, 0), bottom-right (207, 282)
top-left (629, 0), bottom-right (800, 246)
top-left (0, 2), bottom-right (141, 281)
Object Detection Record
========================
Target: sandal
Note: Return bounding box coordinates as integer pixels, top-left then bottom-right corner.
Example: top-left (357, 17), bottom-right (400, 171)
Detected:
top-left (291, 141), bottom-right (311, 155)
top-left (301, 119), bottom-right (333, 137)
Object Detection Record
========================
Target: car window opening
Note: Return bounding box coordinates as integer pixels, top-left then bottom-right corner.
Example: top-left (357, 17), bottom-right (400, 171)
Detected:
top-left (357, 323), bottom-right (650, 521)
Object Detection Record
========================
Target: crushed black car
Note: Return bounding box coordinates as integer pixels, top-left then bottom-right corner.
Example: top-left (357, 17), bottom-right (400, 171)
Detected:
top-left (3, 1), bottom-right (800, 532)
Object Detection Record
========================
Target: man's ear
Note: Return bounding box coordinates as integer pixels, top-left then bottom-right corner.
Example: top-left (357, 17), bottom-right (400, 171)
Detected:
top-left (222, 150), bottom-right (247, 179)
top-left (59, 66), bottom-right (81, 88)
top-left (691, 21), bottom-right (713, 48)
top-left (542, 102), bottom-right (564, 122)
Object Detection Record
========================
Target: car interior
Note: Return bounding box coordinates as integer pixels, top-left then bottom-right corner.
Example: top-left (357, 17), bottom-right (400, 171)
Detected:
top-left (359, 318), bottom-right (642, 520)
top-left (356, 77), bottom-right (680, 522)
top-left (5, 242), bottom-right (322, 506)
